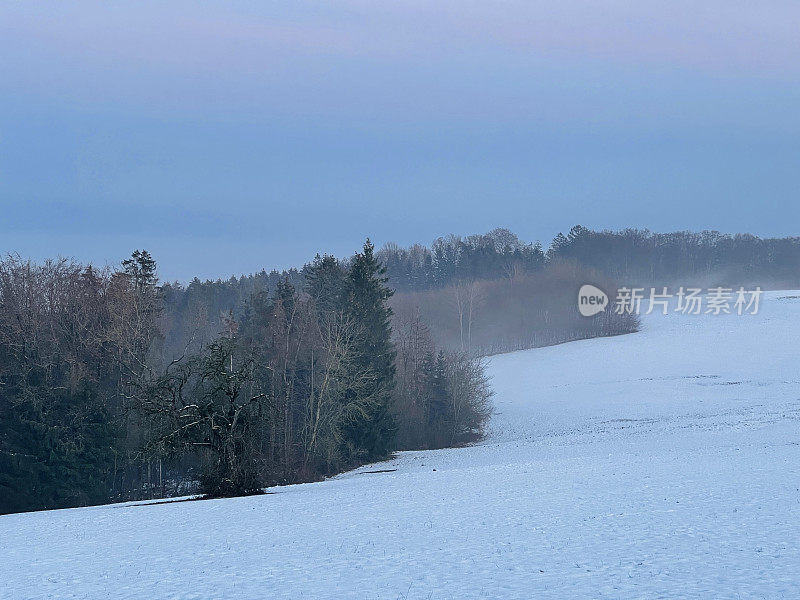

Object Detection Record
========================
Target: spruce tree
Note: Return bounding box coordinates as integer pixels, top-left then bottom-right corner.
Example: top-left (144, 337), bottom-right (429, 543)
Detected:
top-left (122, 249), bottom-right (158, 291)
top-left (341, 240), bottom-right (397, 460)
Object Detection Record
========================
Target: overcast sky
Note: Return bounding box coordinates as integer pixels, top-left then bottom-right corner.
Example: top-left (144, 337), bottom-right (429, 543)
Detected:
top-left (2, 1), bottom-right (799, 281)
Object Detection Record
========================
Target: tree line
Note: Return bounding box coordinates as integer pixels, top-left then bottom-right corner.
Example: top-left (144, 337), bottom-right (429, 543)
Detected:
top-left (5, 225), bottom-right (786, 513)
top-left (151, 227), bottom-right (639, 359)
top-left (377, 228), bottom-right (545, 292)
top-left (377, 226), bottom-right (800, 293)
top-left (0, 243), bottom-right (491, 514)
top-left (377, 226), bottom-right (799, 354)
top-left (548, 226), bottom-right (800, 288)
top-left (155, 224), bottom-right (794, 361)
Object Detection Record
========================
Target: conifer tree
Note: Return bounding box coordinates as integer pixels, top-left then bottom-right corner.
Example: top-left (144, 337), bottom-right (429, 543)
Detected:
top-left (122, 249), bottom-right (158, 291)
top-left (341, 240), bottom-right (397, 459)
top-left (304, 254), bottom-right (348, 315)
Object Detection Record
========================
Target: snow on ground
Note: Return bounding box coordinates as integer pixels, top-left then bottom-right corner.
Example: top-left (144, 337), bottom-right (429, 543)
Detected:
top-left (3, 292), bottom-right (800, 599)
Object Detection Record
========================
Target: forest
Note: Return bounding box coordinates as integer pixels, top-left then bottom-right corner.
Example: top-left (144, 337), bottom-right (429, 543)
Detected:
top-left (0, 243), bottom-right (494, 514)
top-left (3, 225), bottom-right (797, 514)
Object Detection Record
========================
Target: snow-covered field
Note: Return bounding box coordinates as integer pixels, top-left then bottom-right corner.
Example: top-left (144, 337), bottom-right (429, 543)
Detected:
top-left (3, 292), bottom-right (800, 599)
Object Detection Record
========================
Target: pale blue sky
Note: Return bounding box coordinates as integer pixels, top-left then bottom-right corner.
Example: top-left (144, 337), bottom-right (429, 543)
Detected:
top-left (2, 1), bottom-right (799, 281)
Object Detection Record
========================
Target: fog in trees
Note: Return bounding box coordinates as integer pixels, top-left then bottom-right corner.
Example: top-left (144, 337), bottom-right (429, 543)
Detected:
top-left (3, 225), bottom-right (796, 513)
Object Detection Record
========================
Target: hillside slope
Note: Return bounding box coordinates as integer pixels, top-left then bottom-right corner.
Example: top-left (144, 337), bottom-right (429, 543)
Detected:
top-left (3, 292), bottom-right (799, 599)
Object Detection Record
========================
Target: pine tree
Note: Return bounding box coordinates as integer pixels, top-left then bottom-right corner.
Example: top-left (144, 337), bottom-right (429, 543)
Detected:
top-left (340, 240), bottom-right (397, 460)
top-left (122, 249), bottom-right (158, 291)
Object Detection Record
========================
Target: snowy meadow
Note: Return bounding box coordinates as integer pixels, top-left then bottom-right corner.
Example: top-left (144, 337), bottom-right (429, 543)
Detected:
top-left (2, 291), bottom-right (799, 599)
